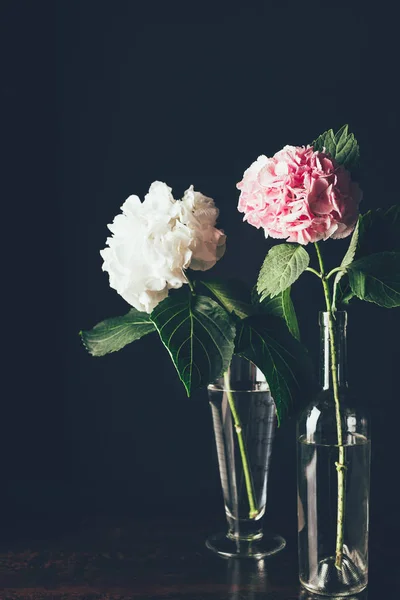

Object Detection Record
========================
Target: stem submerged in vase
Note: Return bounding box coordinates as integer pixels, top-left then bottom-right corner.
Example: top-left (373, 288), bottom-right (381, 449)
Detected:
top-left (207, 362), bottom-right (286, 558)
top-left (223, 371), bottom-right (258, 519)
top-left (314, 242), bottom-right (346, 570)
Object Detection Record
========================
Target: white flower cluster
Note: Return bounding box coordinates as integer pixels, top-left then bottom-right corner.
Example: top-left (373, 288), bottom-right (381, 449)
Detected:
top-left (100, 181), bottom-right (226, 313)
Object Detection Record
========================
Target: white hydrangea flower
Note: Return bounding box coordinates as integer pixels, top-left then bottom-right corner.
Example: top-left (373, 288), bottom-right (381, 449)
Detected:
top-left (100, 181), bottom-right (226, 313)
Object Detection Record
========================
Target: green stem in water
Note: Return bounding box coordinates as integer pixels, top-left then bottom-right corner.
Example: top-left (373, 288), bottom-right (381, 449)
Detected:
top-left (314, 242), bottom-right (346, 570)
top-left (223, 371), bottom-right (258, 519)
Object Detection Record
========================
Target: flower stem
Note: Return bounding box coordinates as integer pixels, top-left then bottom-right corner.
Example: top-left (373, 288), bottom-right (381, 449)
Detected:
top-left (186, 276), bottom-right (195, 294)
top-left (223, 371), bottom-right (258, 519)
top-left (314, 243), bottom-right (346, 570)
top-left (305, 266), bottom-right (323, 278)
top-left (326, 266), bottom-right (345, 280)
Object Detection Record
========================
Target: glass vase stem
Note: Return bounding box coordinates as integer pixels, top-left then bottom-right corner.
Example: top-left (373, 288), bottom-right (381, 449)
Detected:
top-left (315, 242), bottom-right (346, 569)
top-left (223, 371), bottom-right (258, 518)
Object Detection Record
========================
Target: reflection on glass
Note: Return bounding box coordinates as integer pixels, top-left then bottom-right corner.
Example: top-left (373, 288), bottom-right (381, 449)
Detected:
top-left (299, 587), bottom-right (368, 600)
top-left (226, 558), bottom-right (269, 599)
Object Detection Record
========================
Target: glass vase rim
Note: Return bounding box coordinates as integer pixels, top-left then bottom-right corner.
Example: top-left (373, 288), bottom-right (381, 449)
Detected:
top-left (207, 355), bottom-right (271, 392)
top-left (207, 382), bottom-right (272, 394)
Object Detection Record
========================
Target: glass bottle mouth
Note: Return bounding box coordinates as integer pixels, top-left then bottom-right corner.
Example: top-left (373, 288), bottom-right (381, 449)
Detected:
top-left (319, 311), bottom-right (347, 329)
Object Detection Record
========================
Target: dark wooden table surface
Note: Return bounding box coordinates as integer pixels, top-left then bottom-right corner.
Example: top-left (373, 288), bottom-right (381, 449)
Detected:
top-left (0, 515), bottom-right (397, 599)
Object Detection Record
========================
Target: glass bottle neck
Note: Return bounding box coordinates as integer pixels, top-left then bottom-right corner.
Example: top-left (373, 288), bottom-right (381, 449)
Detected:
top-left (319, 311), bottom-right (348, 390)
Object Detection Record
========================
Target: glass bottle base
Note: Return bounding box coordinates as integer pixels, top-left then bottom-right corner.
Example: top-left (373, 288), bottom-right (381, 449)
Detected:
top-left (300, 554), bottom-right (367, 597)
top-left (206, 531), bottom-right (286, 559)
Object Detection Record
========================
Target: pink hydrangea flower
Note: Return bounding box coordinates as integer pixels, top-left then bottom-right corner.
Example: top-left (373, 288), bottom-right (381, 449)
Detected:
top-left (237, 145), bottom-right (362, 245)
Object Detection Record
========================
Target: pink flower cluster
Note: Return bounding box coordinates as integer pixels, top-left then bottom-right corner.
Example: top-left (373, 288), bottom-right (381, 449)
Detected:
top-left (237, 145), bottom-right (362, 245)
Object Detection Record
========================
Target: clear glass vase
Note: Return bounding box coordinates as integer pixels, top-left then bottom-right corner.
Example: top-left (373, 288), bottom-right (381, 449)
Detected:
top-left (297, 311), bottom-right (371, 596)
top-left (207, 355), bottom-right (286, 558)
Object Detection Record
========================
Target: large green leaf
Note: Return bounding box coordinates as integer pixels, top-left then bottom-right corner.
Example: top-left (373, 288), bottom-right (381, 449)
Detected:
top-left (150, 289), bottom-right (236, 396)
top-left (257, 243), bottom-right (309, 300)
top-left (259, 288), bottom-right (300, 341)
top-left (235, 315), bottom-right (316, 425)
top-left (333, 206), bottom-right (400, 309)
top-left (335, 280), bottom-right (355, 307)
top-left (348, 252), bottom-right (400, 308)
top-left (332, 219), bottom-right (360, 310)
top-left (80, 308), bottom-right (156, 357)
top-left (312, 124), bottom-right (359, 169)
top-left (356, 205), bottom-right (400, 258)
top-left (200, 279), bottom-right (254, 319)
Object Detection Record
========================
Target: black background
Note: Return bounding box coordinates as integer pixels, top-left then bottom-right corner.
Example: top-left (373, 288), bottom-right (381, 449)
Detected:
top-left (2, 0), bottom-right (400, 544)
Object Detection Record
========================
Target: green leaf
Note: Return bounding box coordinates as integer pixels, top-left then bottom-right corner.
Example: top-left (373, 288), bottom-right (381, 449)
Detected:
top-left (80, 308), bottom-right (156, 357)
top-left (332, 219), bottom-right (360, 310)
top-left (335, 207), bottom-right (400, 309)
top-left (341, 218), bottom-right (361, 269)
top-left (200, 279), bottom-right (254, 319)
top-left (335, 280), bottom-right (355, 307)
top-left (357, 205), bottom-right (400, 258)
top-left (259, 288), bottom-right (300, 341)
top-left (312, 124), bottom-right (360, 170)
top-left (257, 244), bottom-right (309, 300)
top-left (348, 252), bottom-right (400, 308)
top-left (150, 289), bottom-right (236, 396)
top-left (333, 206), bottom-right (400, 309)
top-left (235, 315), bottom-right (316, 425)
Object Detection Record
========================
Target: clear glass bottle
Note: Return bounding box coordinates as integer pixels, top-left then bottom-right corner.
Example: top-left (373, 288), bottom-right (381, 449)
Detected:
top-left (206, 355), bottom-right (286, 558)
top-left (297, 311), bottom-right (370, 596)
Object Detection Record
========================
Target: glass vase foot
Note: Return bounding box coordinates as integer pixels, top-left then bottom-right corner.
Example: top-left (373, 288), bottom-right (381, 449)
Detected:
top-left (206, 531), bottom-right (286, 559)
top-left (300, 554), bottom-right (368, 597)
